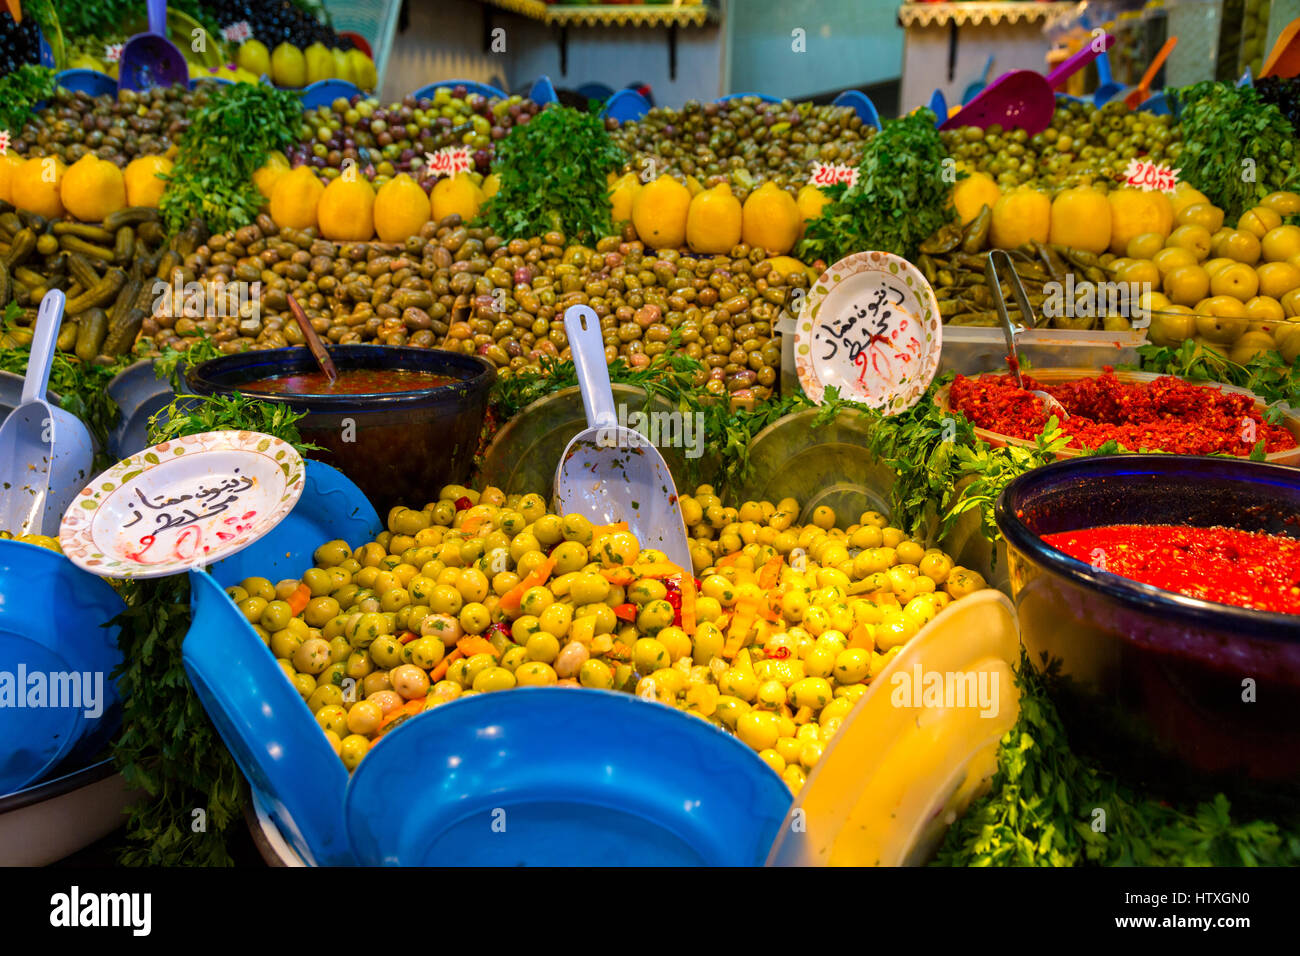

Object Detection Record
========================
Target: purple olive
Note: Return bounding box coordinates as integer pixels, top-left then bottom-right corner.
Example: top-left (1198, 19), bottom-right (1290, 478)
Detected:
top-left (514, 267), bottom-right (532, 286)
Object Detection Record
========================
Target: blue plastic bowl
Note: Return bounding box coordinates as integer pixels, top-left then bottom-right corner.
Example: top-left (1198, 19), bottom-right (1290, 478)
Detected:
top-left (529, 74), bottom-right (558, 105)
top-left (301, 79), bottom-right (361, 110)
top-left (55, 68), bottom-right (118, 98)
top-left (996, 455), bottom-right (1300, 807)
top-left (717, 92), bottom-right (782, 104)
top-left (832, 89), bottom-right (882, 130)
top-left (182, 459), bottom-right (381, 866)
top-left (186, 345), bottom-right (494, 517)
top-left (0, 541), bottom-right (124, 795)
top-left (411, 79), bottom-right (507, 101)
top-left (600, 88), bottom-right (651, 122)
top-left (345, 688), bottom-right (791, 866)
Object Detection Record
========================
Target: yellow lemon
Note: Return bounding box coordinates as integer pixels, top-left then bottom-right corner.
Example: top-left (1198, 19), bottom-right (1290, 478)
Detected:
top-left (632, 174), bottom-right (691, 249)
top-left (1125, 232), bottom-right (1166, 260)
top-left (1174, 201), bottom-right (1224, 233)
top-left (431, 172), bottom-right (485, 224)
top-left (1170, 181), bottom-right (1210, 218)
top-left (767, 256), bottom-right (814, 280)
top-left (685, 175), bottom-right (704, 197)
top-left (271, 43), bottom-right (307, 88)
top-left (1208, 261), bottom-right (1258, 300)
top-left (252, 150), bottom-right (290, 200)
top-left (332, 48), bottom-right (353, 84)
top-left (1108, 188), bottom-right (1173, 255)
top-left (0, 153), bottom-right (24, 204)
top-left (270, 165), bottom-right (325, 230)
top-left (237, 39), bottom-right (271, 78)
top-left (11, 156), bottom-right (65, 219)
top-left (1245, 295), bottom-right (1286, 321)
top-left (481, 173), bottom-right (501, 199)
top-left (317, 177), bottom-right (375, 241)
top-left (990, 187), bottom-right (1050, 249)
top-left (373, 173), bottom-right (430, 243)
top-left (1261, 191), bottom-right (1300, 217)
top-left (1238, 206), bottom-right (1282, 239)
top-left (607, 172), bottom-right (640, 223)
top-left (1166, 223), bottom-right (1213, 261)
top-left (686, 182), bottom-right (742, 255)
top-left (1163, 264), bottom-right (1210, 306)
top-left (60, 154), bottom-right (126, 222)
top-left (952, 171), bottom-right (1000, 225)
top-left (797, 184), bottom-right (832, 223)
top-left (1151, 245), bottom-right (1197, 277)
top-left (1048, 185), bottom-right (1110, 254)
top-left (347, 50), bottom-right (378, 91)
top-left (123, 154), bottom-right (173, 208)
top-left (741, 181), bottom-right (802, 255)
top-left (304, 42), bottom-right (335, 85)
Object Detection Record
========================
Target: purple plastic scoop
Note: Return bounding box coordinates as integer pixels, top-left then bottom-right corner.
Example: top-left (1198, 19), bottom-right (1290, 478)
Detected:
top-left (118, 0), bottom-right (189, 93)
top-left (942, 33), bottom-right (1113, 135)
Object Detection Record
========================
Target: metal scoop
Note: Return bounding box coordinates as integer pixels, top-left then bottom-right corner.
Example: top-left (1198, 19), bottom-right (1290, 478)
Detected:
top-left (554, 305), bottom-right (691, 571)
top-left (118, 0), bottom-right (189, 94)
top-left (985, 250), bottom-right (1069, 422)
top-left (0, 291), bottom-right (95, 536)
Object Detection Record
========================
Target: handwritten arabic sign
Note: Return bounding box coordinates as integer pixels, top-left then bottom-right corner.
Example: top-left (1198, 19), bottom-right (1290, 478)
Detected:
top-left (792, 252), bottom-right (942, 414)
top-left (58, 431), bottom-right (305, 580)
top-left (1123, 158), bottom-right (1179, 194)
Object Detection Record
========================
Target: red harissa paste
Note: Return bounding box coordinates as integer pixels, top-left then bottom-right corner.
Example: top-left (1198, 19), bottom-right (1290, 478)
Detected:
top-left (1041, 524), bottom-right (1300, 614)
top-left (949, 368), bottom-right (1297, 456)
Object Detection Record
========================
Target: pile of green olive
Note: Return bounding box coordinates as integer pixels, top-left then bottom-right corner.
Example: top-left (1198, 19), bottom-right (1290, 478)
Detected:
top-left (940, 99), bottom-right (1183, 191)
top-left (608, 97), bottom-right (873, 199)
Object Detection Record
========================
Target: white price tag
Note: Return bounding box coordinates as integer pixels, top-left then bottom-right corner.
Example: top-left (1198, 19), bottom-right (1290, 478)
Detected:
top-left (423, 146), bottom-right (475, 179)
top-left (222, 21), bottom-right (253, 43)
top-left (1123, 158), bottom-right (1180, 193)
top-left (810, 161), bottom-right (858, 189)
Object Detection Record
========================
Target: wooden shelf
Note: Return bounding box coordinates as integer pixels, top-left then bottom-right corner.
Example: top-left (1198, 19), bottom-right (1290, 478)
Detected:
top-left (476, 2), bottom-right (717, 29)
top-left (899, 2), bottom-right (1079, 29)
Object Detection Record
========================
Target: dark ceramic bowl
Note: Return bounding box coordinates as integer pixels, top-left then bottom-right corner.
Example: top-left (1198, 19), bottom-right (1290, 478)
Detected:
top-left (187, 346), bottom-right (494, 516)
top-left (995, 455), bottom-right (1300, 809)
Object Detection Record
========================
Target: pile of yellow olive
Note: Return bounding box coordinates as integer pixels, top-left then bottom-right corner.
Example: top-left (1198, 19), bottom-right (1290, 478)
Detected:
top-left (231, 485), bottom-right (988, 794)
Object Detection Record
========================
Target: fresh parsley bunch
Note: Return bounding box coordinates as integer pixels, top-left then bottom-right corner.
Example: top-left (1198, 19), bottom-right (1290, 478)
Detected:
top-left (797, 108), bottom-right (956, 264)
top-left (0, 65), bottom-right (54, 136)
top-left (159, 82), bottom-right (302, 235)
top-left (482, 105), bottom-right (628, 244)
top-left (1170, 81), bottom-right (1300, 222)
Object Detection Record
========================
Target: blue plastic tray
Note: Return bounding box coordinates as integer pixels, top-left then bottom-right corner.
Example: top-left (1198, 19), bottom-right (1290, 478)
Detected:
top-left (182, 459), bottom-right (380, 866)
top-left (0, 541), bottom-right (124, 795)
top-left (345, 688), bottom-right (791, 866)
top-left (411, 79), bottom-right (507, 101)
top-left (832, 90), bottom-right (881, 129)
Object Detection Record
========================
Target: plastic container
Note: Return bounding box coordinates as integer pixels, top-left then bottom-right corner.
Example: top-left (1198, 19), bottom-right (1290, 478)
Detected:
top-left (600, 88), bottom-right (651, 122)
top-left (105, 359), bottom-right (174, 461)
top-left (0, 757), bottom-right (139, 865)
top-left (529, 74), bottom-right (558, 105)
top-left (0, 541), bottom-right (124, 795)
top-left (934, 366), bottom-right (1300, 467)
top-left (344, 689), bottom-right (791, 866)
top-left (938, 325), bottom-right (1146, 376)
top-left (997, 455), bottom-right (1300, 808)
top-left (301, 79), bottom-right (362, 109)
top-left (54, 68), bottom-right (118, 97)
top-left (185, 345), bottom-right (494, 517)
top-left (181, 459), bottom-right (382, 866)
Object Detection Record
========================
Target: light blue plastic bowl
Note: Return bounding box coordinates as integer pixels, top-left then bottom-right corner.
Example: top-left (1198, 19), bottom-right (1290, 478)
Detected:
top-left (301, 79), bottom-right (362, 110)
top-left (181, 459), bottom-right (381, 865)
top-left (344, 688), bottom-right (792, 866)
top-left (600, 88), bottom-right (651, 122)
top-left (0, 541), bottom-right (124, 795)
top-left (717, 92), bottom-right (782, 103)
top-left (529, 75), bottom-right (557, 105)
top-left (832, 89), bottom-right (882, 130)
top-left (55, 68), bottom-right (118, 98)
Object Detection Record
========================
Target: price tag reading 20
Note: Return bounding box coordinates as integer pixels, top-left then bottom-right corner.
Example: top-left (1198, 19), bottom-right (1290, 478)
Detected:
top-left (815, 280), bottom-right (922, 396)
top-left (1123, 158), bottom-right (1180, 194)
top-left (810, 162), bottom-right (859, 189)
top-left (424, 146), bottom-right (475, 179)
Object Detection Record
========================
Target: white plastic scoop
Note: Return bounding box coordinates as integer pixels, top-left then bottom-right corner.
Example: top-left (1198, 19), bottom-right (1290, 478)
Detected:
top-left (554, 305), bottom-right (691, 571)
top-left (0, 291), bottom-right (95, 536)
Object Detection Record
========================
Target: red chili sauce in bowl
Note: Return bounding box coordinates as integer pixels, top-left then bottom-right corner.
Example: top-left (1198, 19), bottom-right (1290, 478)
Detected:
top-left (1042, 524), bottom-right (1300, 615)
top-left (239, 368), bottom-right (458, 396)
top-left (948, 368), bottom-right (1297, 456)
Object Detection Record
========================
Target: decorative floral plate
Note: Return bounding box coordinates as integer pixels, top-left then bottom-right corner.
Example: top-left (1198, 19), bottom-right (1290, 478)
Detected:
top-left (59, 431), bottom-right (305, 579)
top-left (793, 251), bottom-right (943, 412)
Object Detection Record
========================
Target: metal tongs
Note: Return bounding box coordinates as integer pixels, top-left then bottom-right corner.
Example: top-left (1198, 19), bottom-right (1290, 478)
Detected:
top-left (985, 249), bottom-right (1070, 421)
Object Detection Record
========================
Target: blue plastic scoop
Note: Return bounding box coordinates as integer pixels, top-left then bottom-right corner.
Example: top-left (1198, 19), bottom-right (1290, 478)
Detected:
top-left (1093, 49), bottom-right (1123, 105)
top-left (118, 0), bottom-right (188, 93)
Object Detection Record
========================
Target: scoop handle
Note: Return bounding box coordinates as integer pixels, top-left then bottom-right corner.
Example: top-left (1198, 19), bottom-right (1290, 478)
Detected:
top-left (564, 305), bottom-right (617, 430)
top-left (1096, 49), bottom-right (1114, 87)
top-left (148, 0), bottom-right (167, 35)
top-left (23, 290), bottom-right (65, 405)
top-left (1046, 33), bottom-right (1114, 89)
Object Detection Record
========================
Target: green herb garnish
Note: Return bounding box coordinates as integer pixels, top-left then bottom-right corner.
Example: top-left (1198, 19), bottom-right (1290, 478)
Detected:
top-left (797, 108), bottom-right (956, 264)
top-left (0, 65), bottom-right (55, 137)
top-left (160, 82), bottom-right (302, 235)
top-left (482, 105), bottom-right (628, 243)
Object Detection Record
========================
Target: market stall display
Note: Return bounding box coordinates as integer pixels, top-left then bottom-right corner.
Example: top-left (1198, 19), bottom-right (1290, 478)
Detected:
top-left (4, 3), bottom-right (1300, 870)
